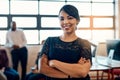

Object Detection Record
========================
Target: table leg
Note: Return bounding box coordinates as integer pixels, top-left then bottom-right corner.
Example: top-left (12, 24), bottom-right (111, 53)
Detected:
top-left (108, 69), bottom-right (111, 80)
top-left (97, 71), bottom-right (99, 80)
top-left (111, 69), bottom-right (114, 80)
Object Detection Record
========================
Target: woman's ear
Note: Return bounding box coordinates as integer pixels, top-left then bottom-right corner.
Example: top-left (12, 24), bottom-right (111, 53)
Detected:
top-left (76, 20), bottom-right (80, 25)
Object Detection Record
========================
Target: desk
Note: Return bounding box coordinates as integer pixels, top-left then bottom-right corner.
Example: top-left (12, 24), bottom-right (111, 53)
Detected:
top-left (96, 56), bottom-right (120, 68)
top-left (111, 59), bottom-right (120, 80)
top-left (90, 57), bottom-right (111, 80)
top-left (96, 56), bottom-right (120, 80)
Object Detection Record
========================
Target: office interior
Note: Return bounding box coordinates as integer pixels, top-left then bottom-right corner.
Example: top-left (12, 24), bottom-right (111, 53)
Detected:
top-left (0, 0), bottom-right (120, 80)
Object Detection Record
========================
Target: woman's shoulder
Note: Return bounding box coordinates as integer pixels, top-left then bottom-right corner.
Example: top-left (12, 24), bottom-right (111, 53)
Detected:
top-left (45, 36), bottom-right (59, 44)
top-left (77, 37), bottom-right (90, 43)
top-left (77, 37), bottom-right (90, 46)
top-left (46, 36), bottom-right (59, 41)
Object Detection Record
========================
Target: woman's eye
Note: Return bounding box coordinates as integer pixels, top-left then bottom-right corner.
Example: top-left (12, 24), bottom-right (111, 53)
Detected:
top-left (59, 18), bottom-right (64, 21)
top-left (68, 17), bottom-right (74, 20)
top-left (60, 18), bottom-right (64, 21)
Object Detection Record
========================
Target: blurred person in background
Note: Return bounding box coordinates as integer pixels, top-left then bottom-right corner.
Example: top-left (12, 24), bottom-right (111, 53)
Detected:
top-left (0, 71), bottom-right (7, 80)
top-left (25, 40), bottom-right (45, 80)
top-left (0, 49), bottom-right (19, 80)
top-left (6, 21), bottom-right (28, 80)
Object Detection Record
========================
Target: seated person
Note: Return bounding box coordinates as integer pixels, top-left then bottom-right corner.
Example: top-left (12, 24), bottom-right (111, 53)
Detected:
top-left (25, 41), bottom-right (46, 80)
top-left (0, 71), bottom-right (7, 80)
top-left (0, 49), bottom-right (20, 80)
top-left (25, 55), bottom-right (46, 80)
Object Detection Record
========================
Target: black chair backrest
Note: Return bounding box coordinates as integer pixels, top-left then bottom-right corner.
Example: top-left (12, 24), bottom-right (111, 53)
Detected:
top-left (106, 40), bottom-right (120, 60)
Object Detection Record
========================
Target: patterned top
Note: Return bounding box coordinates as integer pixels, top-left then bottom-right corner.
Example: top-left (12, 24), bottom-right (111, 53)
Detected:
top-left (39, 37), bottom-right (92, 80)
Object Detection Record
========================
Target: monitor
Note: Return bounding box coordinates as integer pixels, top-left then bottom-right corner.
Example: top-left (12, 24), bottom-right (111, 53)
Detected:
top-left (106, 39), bottom-right (120, 60)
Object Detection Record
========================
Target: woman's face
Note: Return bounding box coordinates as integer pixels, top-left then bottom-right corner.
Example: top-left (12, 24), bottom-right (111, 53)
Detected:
top-left (59, 11), bottom-right (79, 34)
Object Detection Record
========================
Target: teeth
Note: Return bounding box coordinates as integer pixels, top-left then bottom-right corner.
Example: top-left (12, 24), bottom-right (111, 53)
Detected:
top-left (63, 25), bottom-right (66, 27)
top-left (63, 24), bottom-right (70, 28)
top-left (65, 26), bottom-right (69, 28)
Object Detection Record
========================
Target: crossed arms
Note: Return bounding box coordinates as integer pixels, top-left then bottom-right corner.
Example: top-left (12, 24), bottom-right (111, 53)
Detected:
top-left (38, 54), bottom-right (91, 78)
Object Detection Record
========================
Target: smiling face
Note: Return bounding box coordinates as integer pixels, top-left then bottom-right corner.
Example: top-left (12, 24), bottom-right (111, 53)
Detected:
top-left (59, 10), bottom-right (79, 34)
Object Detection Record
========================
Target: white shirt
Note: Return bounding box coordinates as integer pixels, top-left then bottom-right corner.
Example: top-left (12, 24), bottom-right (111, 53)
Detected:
top-left (6, 29), bottom-right (27, 48)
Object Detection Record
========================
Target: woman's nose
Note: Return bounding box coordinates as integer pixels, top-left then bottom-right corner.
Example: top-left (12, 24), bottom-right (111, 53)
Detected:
top-left (63, 19), bottom-right (69, 24)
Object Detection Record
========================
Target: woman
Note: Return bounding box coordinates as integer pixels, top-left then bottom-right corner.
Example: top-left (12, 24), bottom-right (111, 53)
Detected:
top-left (0, 49), bottom-right (20, 80)
top-left (38, 4), bottom-right (92, 80)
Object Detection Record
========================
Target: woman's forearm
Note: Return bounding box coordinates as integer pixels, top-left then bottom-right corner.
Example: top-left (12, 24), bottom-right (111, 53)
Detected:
top-left (49, 59), bottom-right (91, 78)
top-left (40, 63), bottom-right (68, 78)
top-left (39, 54), bottom-right (68, 78)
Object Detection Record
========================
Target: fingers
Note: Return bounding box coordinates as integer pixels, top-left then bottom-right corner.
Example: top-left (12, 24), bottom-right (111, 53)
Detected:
top-left (49, 60), bottom-right (56, 67)
top-left (41, 54), bottom-right (48, 64)
top-left (49, 60), bottom-right (54, 67)
top-left (78, 57), bottom-right (89, 64)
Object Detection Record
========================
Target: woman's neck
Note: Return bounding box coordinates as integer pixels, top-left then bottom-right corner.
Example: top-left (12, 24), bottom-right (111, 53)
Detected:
top-left (60, 33), bottom-right (78, 42)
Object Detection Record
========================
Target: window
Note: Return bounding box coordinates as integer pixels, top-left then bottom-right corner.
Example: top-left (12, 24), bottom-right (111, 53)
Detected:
top-left (0, 17), bottom-right (7, 28)
top-left (0, 1), bottom-right (9, 14)
top-left (24, 30), bottom-right (39, 44)
top-left (0, 0), bottom-right (115, 45)
top-left (39, 1), bottom-right (64, 15)
top-left (67, 2), bottom-right (91, 16)
top-left (41, 17), bottom-right (60, 28)
top-left (0, 31), bottom-right (7, 45)
top-left (78, 17), bottom-right (90, 28)
top-left (12, 17), bottom-right (37, 28)
top-left (10, 1), bottom-right (38, 14)
top-left (93, 18), bottom-right (113, 28)
top-left (92, 3), bottom-right (114, 16)
top-left (39, 30), bottom-right (62, 43)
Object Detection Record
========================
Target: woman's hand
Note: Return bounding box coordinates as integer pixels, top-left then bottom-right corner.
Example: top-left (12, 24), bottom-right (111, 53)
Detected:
top-left (38, 54), bottom-right (68, 78)
top-left (47, 57), bottom-right (91, 78)
top-left (78, 57), bottom-right (89, 64)
top-left (38, 54), bottom-right (48, 73)
top-left (49, 60), bottom-right (56, 67)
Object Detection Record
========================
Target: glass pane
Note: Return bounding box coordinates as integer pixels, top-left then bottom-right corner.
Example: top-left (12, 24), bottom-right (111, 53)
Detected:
top-left (67, 2), bottom-right (91, 16)
top-left (41, 17), bottom-right (60, 28)
top-left (24, 30), bottom-right (39, 44)
top-left (92, 3), bottom-right (114, 16)
top-left (93, 18), bottom-right (113, 28)
top-left (12, 17), bottom-right (37, 28)
top-left (39, 1), bottom-right (65, 15)
top-left (0, 30), bottom-right (7, 45)
top-left (78, 17), bottom-right (90, 28)
top-left (0, 17), bottom-right (7, 28)
top-left (92, 0), bottom-right (114, 2)
top-left (92, 30), bottom-right (114, 42)
top-left (76, 30), bottom-right (91, 40)
top-left (0, 1), bottom-right (9, 14)
top-left (68, 0), bottom-right (91, 1)
top-left (39, 30), bottom-right (62, 43)
top-left (11, 1), bottom-right (38, 14)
